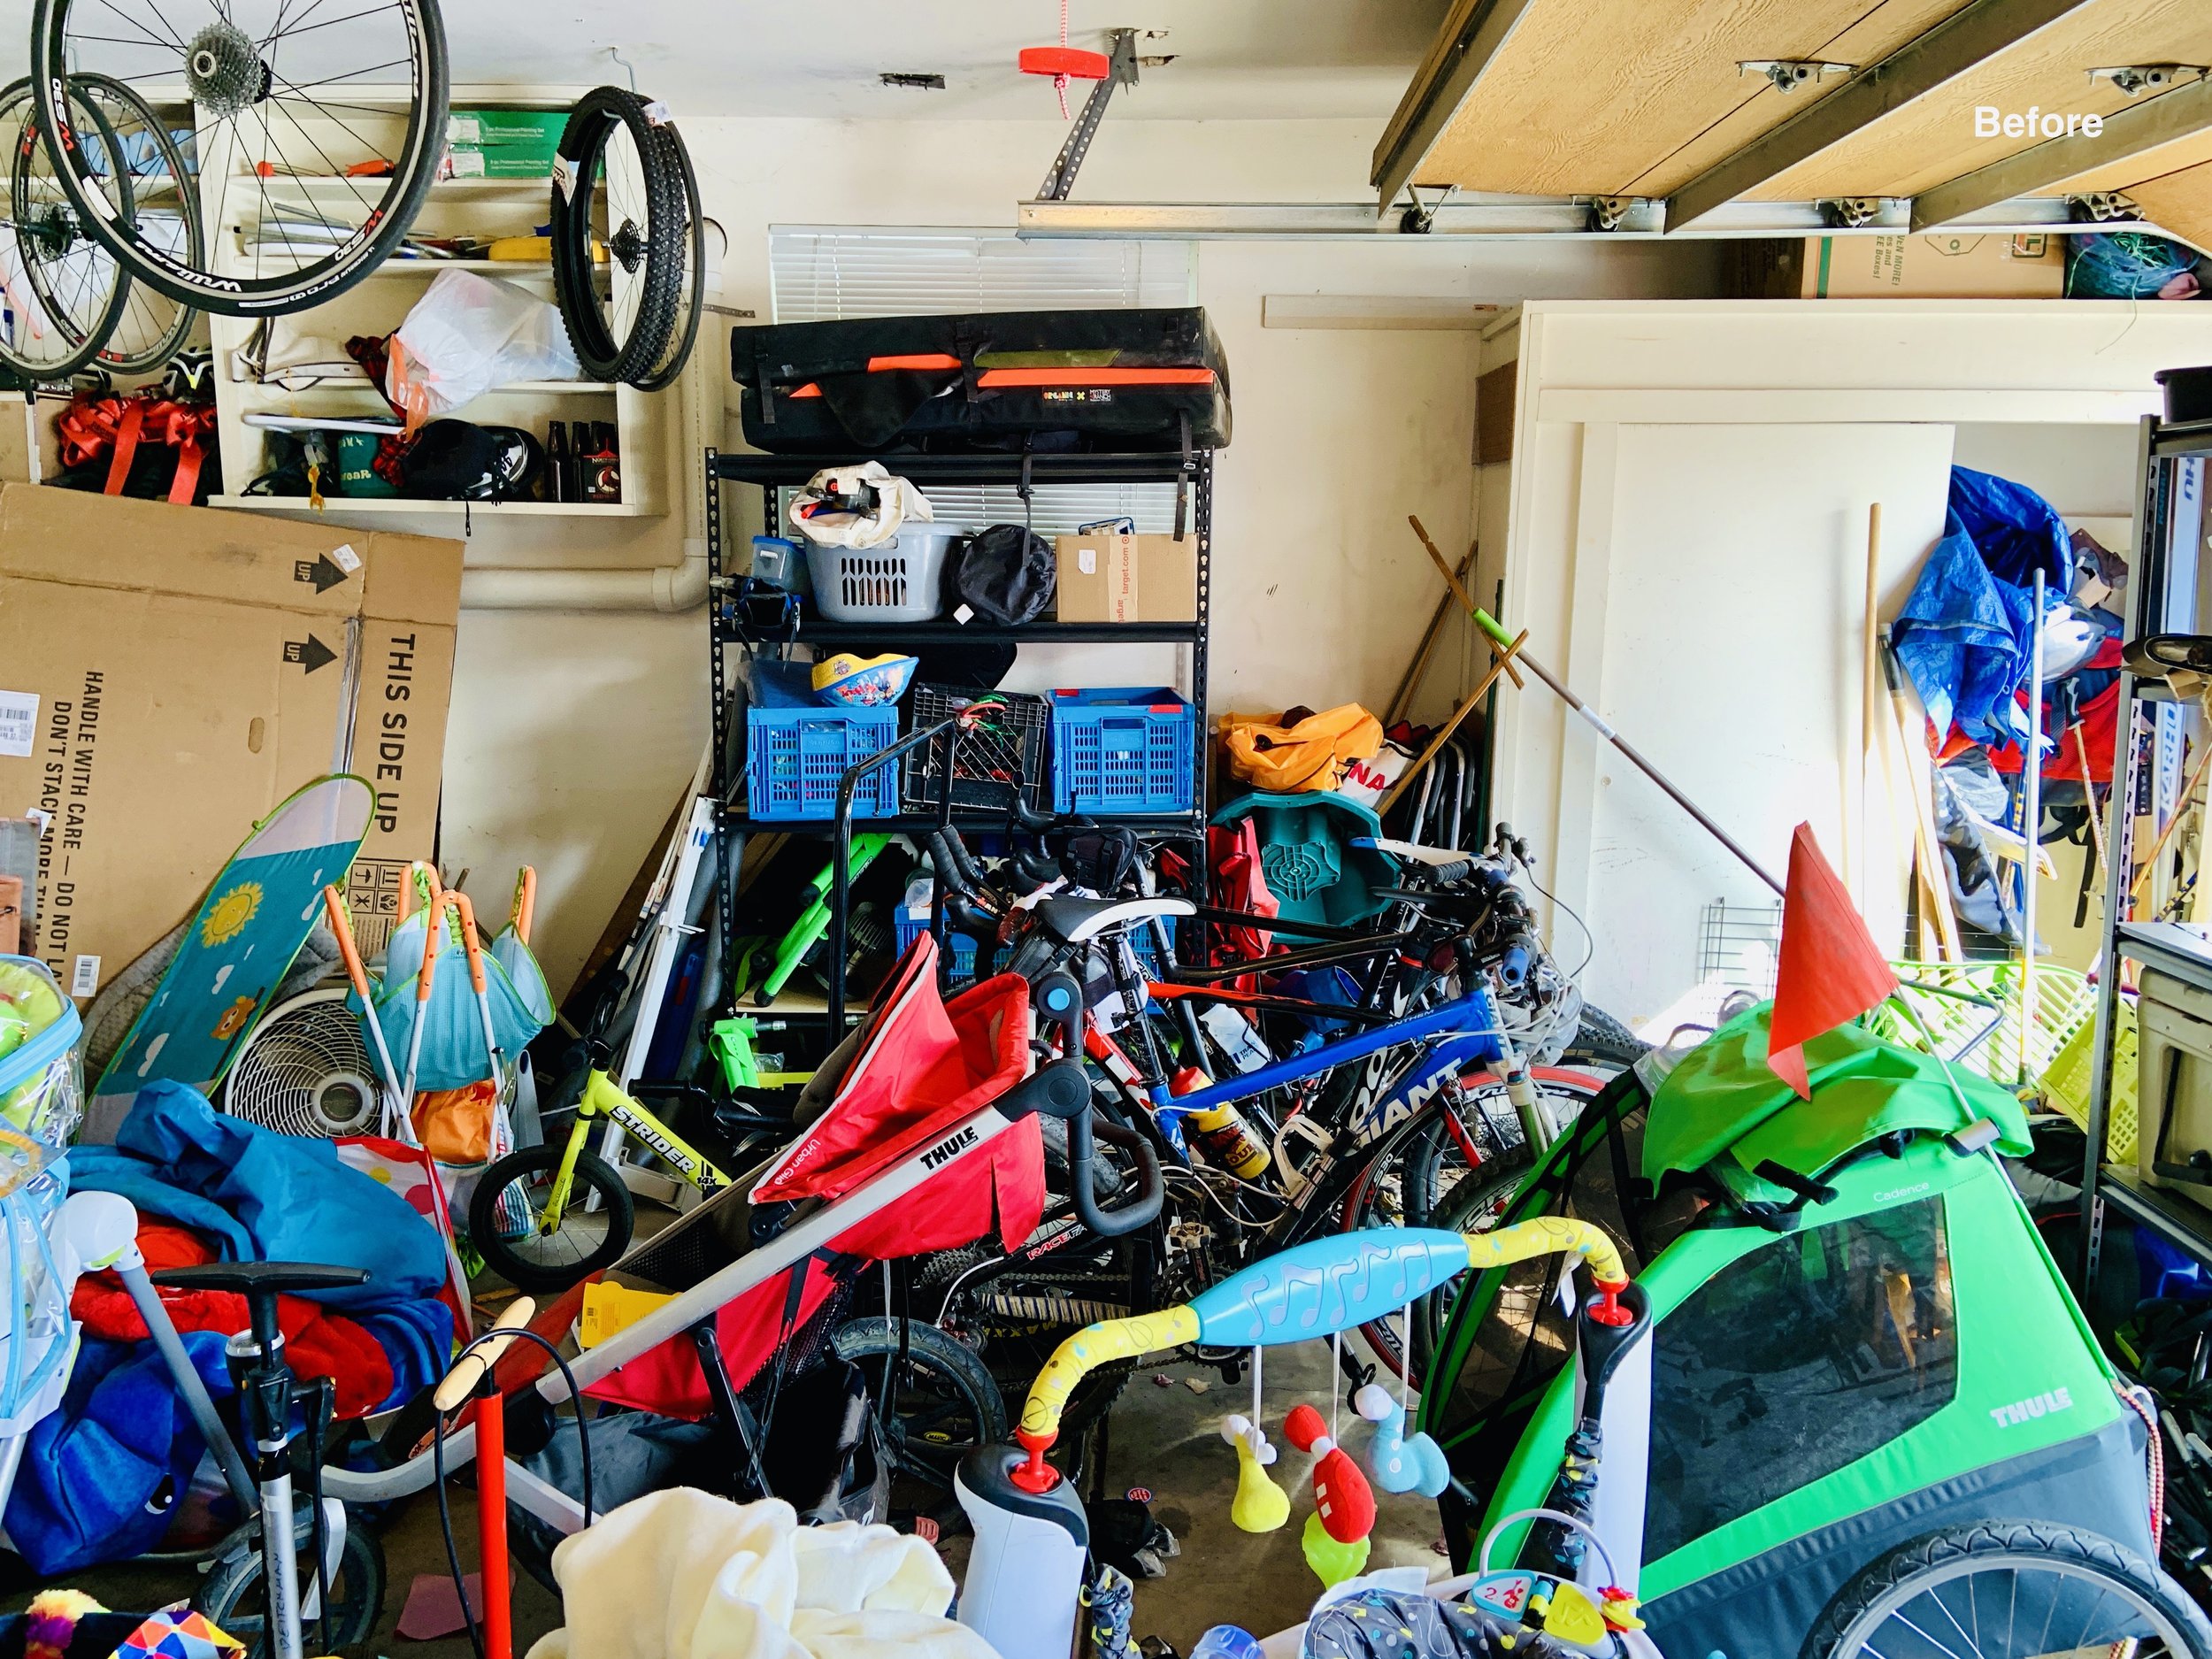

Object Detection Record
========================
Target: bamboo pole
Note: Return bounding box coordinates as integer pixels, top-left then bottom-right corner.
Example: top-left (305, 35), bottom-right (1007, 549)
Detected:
top-left (1387, 539), bottom-right (1479, 726)
top-left (1409, 516), bottom-right (1524, 689)
top-left (1379, 631), bottom-right (1529, 817)
top-left (1879, 631), bottom-right (1965, 961)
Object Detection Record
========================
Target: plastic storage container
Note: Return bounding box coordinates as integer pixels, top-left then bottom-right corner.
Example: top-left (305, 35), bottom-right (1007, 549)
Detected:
top-left (1051, 687), bottom-right (1196, 814)
top-left (903, 686), bottom-right (1051, 814)
top-left (803, 525), bottom-right (965, 624)
top-left (0, 957), bottom-right (81, 1163)
top-left (744, 659), bottom-right (902, 821)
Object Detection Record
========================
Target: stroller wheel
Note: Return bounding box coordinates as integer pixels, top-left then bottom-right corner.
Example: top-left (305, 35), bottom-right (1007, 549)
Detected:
top-left (831, 1317), bottom-right (1008, 1491)
top-left (1806, 1522), bottom-right (2212, 1658)
top-left (470, 1142), bottom-right (634, 1294)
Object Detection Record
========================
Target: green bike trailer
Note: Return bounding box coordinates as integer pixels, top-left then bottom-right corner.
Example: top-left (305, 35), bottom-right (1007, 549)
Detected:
top-left (1422, 1008), bottom-right (2179, 1658)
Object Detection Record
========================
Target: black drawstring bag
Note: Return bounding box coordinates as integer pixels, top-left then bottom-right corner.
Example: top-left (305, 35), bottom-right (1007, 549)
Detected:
top-left (950, 523), bottom-right (1056, 626)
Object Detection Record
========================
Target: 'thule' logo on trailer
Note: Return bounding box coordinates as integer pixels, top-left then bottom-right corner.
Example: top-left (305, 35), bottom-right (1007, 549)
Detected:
top-left (1989, 1386), bottom-right (2073, 1428)
top-left (921, 1126), bottom-right (979, 1170)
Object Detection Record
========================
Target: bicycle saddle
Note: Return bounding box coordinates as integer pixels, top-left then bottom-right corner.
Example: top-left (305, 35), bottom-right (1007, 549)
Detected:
top-left (154, 1262), bottom-right (372, 1296)
top-left (1031, 895), bottom-right (1194, 945)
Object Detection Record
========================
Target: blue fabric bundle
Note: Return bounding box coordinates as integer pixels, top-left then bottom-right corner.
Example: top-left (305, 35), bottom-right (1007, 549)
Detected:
top-left (5, 1083), bottom-right (452, 1574)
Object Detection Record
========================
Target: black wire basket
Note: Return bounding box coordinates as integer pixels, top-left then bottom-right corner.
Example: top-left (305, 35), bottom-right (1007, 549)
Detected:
top-left (903, 686), bottom-right (1050, 815)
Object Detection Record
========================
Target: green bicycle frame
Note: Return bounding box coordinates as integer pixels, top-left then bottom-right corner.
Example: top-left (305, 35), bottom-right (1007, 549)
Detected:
top-left (538, 1071), bottom-right (733, 1232)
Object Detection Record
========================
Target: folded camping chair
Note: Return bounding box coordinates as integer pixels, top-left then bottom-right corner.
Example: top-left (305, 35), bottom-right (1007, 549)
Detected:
top-left (559, 937), bottom-right (1048, 1507)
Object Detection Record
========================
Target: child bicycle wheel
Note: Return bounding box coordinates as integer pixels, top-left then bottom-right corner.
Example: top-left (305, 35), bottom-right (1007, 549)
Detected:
top-left (469, 1141), bottom-right (634, 1293)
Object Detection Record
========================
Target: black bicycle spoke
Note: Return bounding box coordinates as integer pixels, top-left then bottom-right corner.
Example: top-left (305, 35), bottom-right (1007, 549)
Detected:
top-left (88, 0), bottom-right (190, 55)
top-left (266, 73), bottom-right (393, 164)
top-left (273, 3), bottom-right (401, 42)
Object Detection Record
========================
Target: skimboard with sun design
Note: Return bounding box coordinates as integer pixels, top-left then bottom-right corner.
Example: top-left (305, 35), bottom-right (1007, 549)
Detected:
top-left (94, 776), bottom-right (374, 1118)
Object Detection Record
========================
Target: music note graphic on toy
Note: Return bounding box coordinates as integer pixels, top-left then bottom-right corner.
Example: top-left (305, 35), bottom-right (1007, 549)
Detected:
top-left (1220, 1414), bottom-right (1290, 1533)
top-left (1354, 1381), bottom-right (1451, 1497)
top-left (1284, 1402), bottom-right (1375, 1587)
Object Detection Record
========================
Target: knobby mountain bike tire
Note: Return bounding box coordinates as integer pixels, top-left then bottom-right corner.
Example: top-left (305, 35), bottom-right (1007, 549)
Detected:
top-left (550, 86), bottom-right (689, 387)
top-left (631, 119), bottom-right (704, 393)
top-left (32, 0), bottom-right (448, 316)
top-left (25, 74), bottom-right (202, 373)
top-left (0, 77), bottom-right (127, 380)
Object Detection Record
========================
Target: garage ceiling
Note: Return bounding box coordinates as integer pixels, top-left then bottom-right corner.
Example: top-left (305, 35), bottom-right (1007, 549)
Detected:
top-left (1378, 0), bottom-right (2212, 247)
top-left (0, 1), bottom-right (1450, 122)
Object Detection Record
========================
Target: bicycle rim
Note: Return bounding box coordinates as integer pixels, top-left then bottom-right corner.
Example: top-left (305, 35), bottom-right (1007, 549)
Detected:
top-left (1, 77), bottom-right (127, 379)
top-left (1831, 1550), bottom-right (2197, 1657)
top-left (33, 0), bottom-right (447, 315)
top-left (486, 1165), bottom-right (613, 1279)
top-left (65, 74), bottom-right (202, 373)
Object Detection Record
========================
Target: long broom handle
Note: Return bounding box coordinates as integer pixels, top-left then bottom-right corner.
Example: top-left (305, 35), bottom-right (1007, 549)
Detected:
top-left (323, 887), bottom-right (404, 1110)
top-left (1465, 607), bottom-right (1786, 895)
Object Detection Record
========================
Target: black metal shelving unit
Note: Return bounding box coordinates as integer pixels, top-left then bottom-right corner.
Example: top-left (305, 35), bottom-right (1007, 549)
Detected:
top-left (2080, 413), bottom-right (2212, 1288)
top-left (703, 445), bottom-right (1215, 1021)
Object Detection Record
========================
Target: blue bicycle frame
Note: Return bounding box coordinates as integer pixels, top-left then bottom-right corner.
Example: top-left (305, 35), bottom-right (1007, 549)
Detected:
top-left (1148, 986), bottom-right (1506, 1155)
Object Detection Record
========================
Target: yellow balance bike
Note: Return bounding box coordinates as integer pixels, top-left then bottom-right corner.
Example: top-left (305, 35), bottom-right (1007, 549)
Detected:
top-left (469, 1058), bottom-right (733, 1293)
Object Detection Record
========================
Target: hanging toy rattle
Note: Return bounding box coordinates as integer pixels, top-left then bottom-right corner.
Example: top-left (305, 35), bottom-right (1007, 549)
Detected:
top-left (1356, 1302), bottom-right (1451, 1497)
top-left (1284, 1400), bottom-right (1376, 1587)
top-left (1222, 1343), bottom-right (1290, 1532)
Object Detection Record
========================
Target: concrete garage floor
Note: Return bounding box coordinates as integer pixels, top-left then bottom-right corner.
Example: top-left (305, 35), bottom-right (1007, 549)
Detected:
top-left (2, 1340), bottom-right (1449, 1656)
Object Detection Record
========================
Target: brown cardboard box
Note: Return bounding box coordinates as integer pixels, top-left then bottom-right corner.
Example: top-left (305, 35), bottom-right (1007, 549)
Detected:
top-left (1053, 532), bottom-right (1199, 624)
top-left (1800, 233), bottom-right (2065, 298)
top-left (0, 485), bottom-right (462, 997)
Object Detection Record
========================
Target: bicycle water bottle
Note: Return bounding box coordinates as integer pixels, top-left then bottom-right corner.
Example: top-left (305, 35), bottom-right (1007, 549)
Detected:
top-left (1190, 1626), bottom-right (1263, 1659)
top-left (1173, 1069), bottom-right (1270, 1179)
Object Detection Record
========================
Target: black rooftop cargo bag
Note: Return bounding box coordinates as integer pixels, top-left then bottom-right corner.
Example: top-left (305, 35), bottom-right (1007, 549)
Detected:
top-left (731, 307), bottom-right (1230, 455)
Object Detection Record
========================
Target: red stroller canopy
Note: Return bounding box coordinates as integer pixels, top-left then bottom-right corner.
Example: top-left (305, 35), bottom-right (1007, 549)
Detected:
top-left (587, 936), bottom-right (1045, 1418)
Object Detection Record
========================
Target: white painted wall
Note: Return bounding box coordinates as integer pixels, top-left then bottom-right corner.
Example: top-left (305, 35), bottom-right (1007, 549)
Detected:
top-left (442, 116), bottom-right (1720, 995)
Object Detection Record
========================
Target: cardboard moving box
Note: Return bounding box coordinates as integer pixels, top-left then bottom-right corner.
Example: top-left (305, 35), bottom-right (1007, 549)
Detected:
top-left (0, 486), bottom-right (463, 997)
top-left (1732, 234), bottom-right (2067, 299)
top-left (1053, 531), bottom-right (1199, 624)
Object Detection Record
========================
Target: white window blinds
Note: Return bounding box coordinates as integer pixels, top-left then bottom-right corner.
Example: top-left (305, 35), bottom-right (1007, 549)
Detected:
top-left (766, 228), bottom-right (1196, 534)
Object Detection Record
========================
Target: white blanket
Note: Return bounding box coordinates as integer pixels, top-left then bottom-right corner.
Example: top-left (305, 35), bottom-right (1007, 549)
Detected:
top-left (524, 1489), bottom-right (998, 1659)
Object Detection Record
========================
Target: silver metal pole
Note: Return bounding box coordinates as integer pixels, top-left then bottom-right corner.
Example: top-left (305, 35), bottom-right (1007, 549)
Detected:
top-left (2022, 568), bottom-right (2047, 1083)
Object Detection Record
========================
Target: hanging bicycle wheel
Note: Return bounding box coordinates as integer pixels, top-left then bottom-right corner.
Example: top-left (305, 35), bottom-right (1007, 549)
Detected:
top-left (31, 0), bottom-right (447, 317)
top-left (630, 129), bottom-right (706, 393)
top-left (27, 75), bottom-right (201, 373)
top-left (0, 78), bottom-right (127, 380)
top-left (550, 87), bottom-right (687, 386)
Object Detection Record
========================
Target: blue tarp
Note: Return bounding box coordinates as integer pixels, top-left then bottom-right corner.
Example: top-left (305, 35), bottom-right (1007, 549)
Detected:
top-left (1893, 467), bottom-right (2073, 747)
top-left (1949, 465), bottom-right (2071, 590)
top-left (1895, 513), bottom-right (2034, 746)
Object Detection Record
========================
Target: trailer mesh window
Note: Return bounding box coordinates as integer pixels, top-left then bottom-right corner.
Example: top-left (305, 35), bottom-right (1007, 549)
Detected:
top-left (1643, 1194), bottom-right (1957, 1562)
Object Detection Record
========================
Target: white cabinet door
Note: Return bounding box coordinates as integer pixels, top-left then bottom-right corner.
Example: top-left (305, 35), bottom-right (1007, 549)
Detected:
top-left (1508, 421), bottom-right (1955, 1024)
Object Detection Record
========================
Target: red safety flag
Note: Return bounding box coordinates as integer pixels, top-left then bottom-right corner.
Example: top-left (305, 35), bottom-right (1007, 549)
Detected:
top-left (1767, 822), bottom-right (1898, 1099)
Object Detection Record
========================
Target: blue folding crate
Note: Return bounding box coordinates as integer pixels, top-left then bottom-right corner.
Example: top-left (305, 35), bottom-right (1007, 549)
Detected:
top-left (744, 659), bottom-right (901, 821)
top-left (1050, 687), bottom-right (1197, 815)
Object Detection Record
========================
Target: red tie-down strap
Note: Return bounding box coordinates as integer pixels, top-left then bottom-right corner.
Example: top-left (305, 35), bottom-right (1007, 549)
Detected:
top-left (58, 391), bottom-right (216, 503)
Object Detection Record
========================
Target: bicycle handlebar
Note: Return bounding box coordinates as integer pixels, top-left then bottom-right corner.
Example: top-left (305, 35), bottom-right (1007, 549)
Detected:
top-left (1033, 970), bottom-right (1164, 1239)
